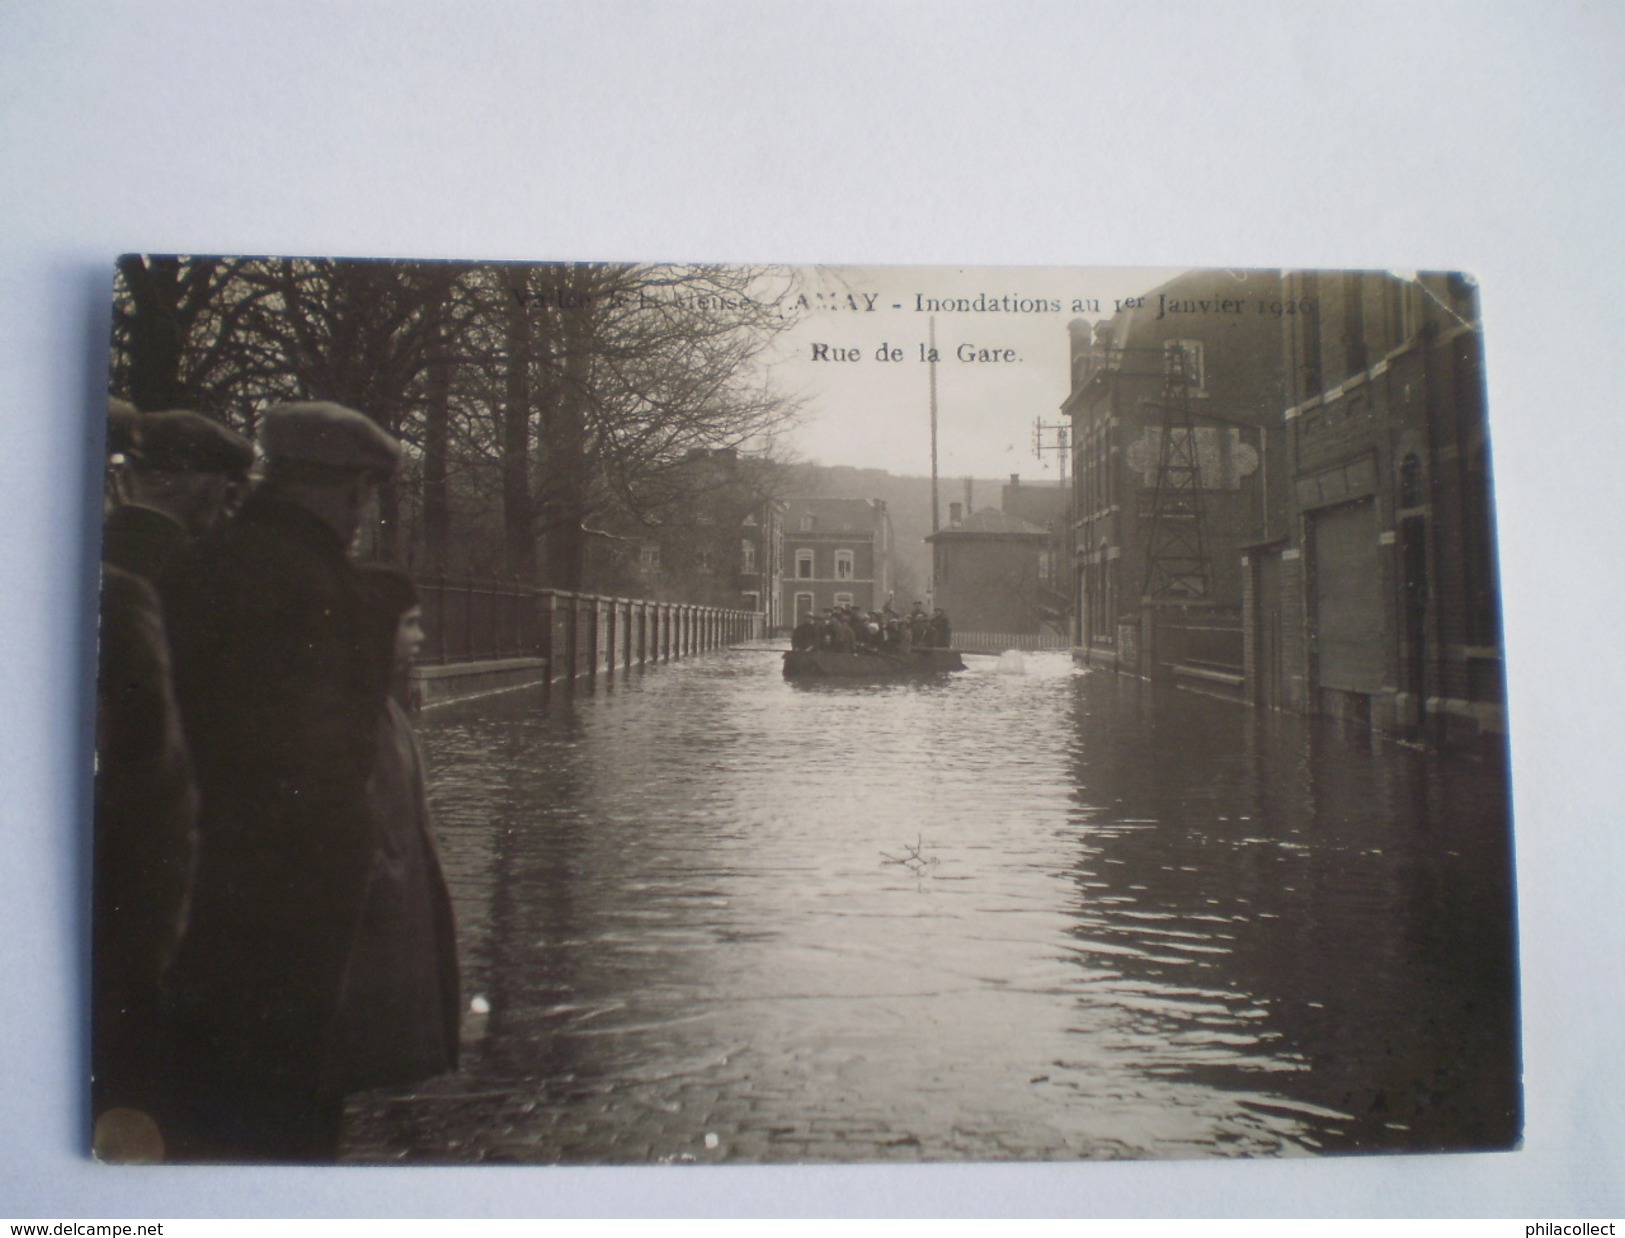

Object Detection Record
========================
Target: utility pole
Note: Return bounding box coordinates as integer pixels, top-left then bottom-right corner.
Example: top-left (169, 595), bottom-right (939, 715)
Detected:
top-left (1032, 417), bottom-right (1075, 642)
top-left (1031, 418), bottom-right (1070, 485)
top-left (929, 315), bottom-right (940, 533)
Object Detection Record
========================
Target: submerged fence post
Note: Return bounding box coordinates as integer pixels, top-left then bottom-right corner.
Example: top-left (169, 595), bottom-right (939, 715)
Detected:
top-left (537, 590), bottom-right (555, 679)
top-left (410, 576), bottom-right (758, 678)
top-left (463, 576), bottom-right (475, 664)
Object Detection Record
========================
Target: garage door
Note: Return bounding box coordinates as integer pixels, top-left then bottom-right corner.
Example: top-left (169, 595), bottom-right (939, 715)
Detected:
top-left (1312, 499), bottom-right (1384, 693)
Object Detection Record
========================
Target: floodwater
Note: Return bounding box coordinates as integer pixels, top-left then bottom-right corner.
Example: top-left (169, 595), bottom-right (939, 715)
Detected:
top-left (344, 647), bottom-right (1520, 1163)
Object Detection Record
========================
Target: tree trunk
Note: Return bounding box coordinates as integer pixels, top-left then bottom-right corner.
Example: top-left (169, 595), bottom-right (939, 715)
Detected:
top-left (423, 353), bottom-right (451, 574)
top-left (546, 406), bottom-right (589, 591)
top-left (117, 255), bottom-right (191, 411)
top-left (502, 269), bottom-right (538, 582)
top-left (543, 287), bottom-right (591, 593)
top-left (375, 472), bottom-right (401, 563)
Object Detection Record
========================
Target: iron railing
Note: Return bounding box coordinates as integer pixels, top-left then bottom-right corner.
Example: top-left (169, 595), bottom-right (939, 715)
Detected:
top-left (953, 630), bottom-right (1071, 652)
top-left (411, 575), bottom-right (764, 671)
top-left (416, 576), bottom-right (540, 665)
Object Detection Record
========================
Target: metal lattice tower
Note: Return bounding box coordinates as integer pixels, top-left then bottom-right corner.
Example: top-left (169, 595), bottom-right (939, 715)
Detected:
top-left (1139, 342), bottom-right (1213, 603)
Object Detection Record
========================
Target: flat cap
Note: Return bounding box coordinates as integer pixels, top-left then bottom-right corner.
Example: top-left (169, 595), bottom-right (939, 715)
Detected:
top-left (133, 409), bottom-right (254, 474)
top-left (259, 401), bottom-right (400, 474)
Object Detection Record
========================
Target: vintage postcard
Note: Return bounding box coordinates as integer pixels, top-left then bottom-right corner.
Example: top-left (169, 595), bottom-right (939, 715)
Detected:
top-left (92, 259), bottom-right (1517, 1163)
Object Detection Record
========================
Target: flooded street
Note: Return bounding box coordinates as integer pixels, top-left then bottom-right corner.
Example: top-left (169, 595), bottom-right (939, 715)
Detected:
top-left (345, 646), bottom-right (1519, 1163)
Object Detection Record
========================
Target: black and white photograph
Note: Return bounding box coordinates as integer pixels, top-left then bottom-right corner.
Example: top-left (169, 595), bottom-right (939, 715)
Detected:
top-left (91, 259), bottom-right (1518, 1165)
top-left (4, 0), bottom-right (1623, 1222)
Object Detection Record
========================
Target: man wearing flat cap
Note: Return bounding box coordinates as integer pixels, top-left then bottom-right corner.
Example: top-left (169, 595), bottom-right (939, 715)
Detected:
top-left (158, 401), bottom-right (407, 1161)
top-left (94, 404), bottom-right (249, 1160)
top-left (102, 409), bottom-right (254, 584)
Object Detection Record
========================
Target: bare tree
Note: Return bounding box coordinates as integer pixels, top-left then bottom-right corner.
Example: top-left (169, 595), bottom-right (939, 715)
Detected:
top-left (111, 257), bottom-right (804, 591)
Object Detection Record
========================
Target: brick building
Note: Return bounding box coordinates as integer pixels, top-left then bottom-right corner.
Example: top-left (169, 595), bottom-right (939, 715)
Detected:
top-left (926, 506), bottom-right (1064, 641)
top-left (1244, 270), bottom-right (1503, 745)
top-left (1000, 473), bottom-right (1071, 638)
top-left (1063, 269), bottom-right (1288, 689)
top-left (1000, 473), bottom-right (1067, 530)
top-left (738, 498), bottom-right (786, 631)
top-left (780, 497), bottom-right (893, 621)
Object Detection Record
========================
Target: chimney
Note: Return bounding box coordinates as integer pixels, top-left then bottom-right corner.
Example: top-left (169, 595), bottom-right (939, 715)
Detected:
top-left (1010, 473), bottom-right (1020, 487)
top-left (949, 502), bottom-right (963, 526)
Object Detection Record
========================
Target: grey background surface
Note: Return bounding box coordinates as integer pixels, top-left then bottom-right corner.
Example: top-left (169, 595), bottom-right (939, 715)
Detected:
top-left (1, 0), bottom-right (1620, 1218)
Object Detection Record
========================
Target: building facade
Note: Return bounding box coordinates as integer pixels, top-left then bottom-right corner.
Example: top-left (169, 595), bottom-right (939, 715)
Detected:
top-left (926, 506), bottom-right (1063, 639)
top-left (1064, 269), bottom-right (1288, 689)
top-left (1245, 270), bottom-right (1503, 745)
top-left (780, 497), bottom-right (893, 621)
top-left (737, 499), bottom-right (786, 631)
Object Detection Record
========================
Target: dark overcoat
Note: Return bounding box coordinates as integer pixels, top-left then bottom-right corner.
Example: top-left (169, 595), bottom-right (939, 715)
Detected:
top-left (159, 493), bottom-right (388, 1145)
top-left (328, 697), bottom-right (461, 1092)
top-left (790, 618), bottom-right (818, 651)
top-left (92, 565), bottom-right (198, 1118)
top-left (102, 503), bottom-right (191, 584)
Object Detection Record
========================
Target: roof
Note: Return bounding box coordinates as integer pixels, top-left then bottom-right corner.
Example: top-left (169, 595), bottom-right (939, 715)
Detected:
top-left (1002, 480), bottom-right (1067, 526)
top-left (784, 497), bottom-right (885, 537)
top-left (926, 508), bottom-right (1050, 540)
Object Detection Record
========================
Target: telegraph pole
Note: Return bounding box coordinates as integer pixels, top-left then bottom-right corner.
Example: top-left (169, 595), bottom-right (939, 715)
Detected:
top-left (1031, 418), bottom-right (1070, 484)
top-left (929, 315), bottom-right (940, 533)
top-left (1032, 416), bottom-right (1075, 644)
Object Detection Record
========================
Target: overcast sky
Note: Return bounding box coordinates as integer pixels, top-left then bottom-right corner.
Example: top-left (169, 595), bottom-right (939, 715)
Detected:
top-left (763, 264), bottom-right (1185, 480)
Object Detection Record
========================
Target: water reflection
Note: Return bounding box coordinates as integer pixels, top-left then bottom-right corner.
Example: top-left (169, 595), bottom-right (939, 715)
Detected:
top-left (345, 648), bottom-right (1518, 1162)
top-left (1061, 674), bottom-right (1518, 1154)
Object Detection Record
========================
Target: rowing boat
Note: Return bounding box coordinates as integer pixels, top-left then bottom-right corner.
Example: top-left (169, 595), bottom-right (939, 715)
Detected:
top-left (782, 648), bottom-right (966, 679)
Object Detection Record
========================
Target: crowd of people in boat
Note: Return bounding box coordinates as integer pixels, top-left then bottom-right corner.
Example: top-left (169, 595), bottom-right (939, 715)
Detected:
top-left (790, 601), bottom-right (952, 657)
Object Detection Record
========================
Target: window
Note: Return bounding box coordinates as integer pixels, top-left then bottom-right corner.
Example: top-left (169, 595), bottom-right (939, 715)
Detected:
top-left (800, 514), bottom-right (817, 532)
top-left (795, 592), bottom-right (814, 620)
top-left (741, 539), bottom-right (756, 574)
top-left (835, 549), bottom-right (854, 580)
top-left (639, 544), bottom-right (660, 571)
top-left (834, 592), bottom-right (853, 608)
top-left (796, 549), bottom-right (813, 579)
top-left (1164, 339), bottom-right (1204, 391)
top-left (742, 591), bottom-right (759, 613)
top-left (697, 548), bottom-right (715, 572)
